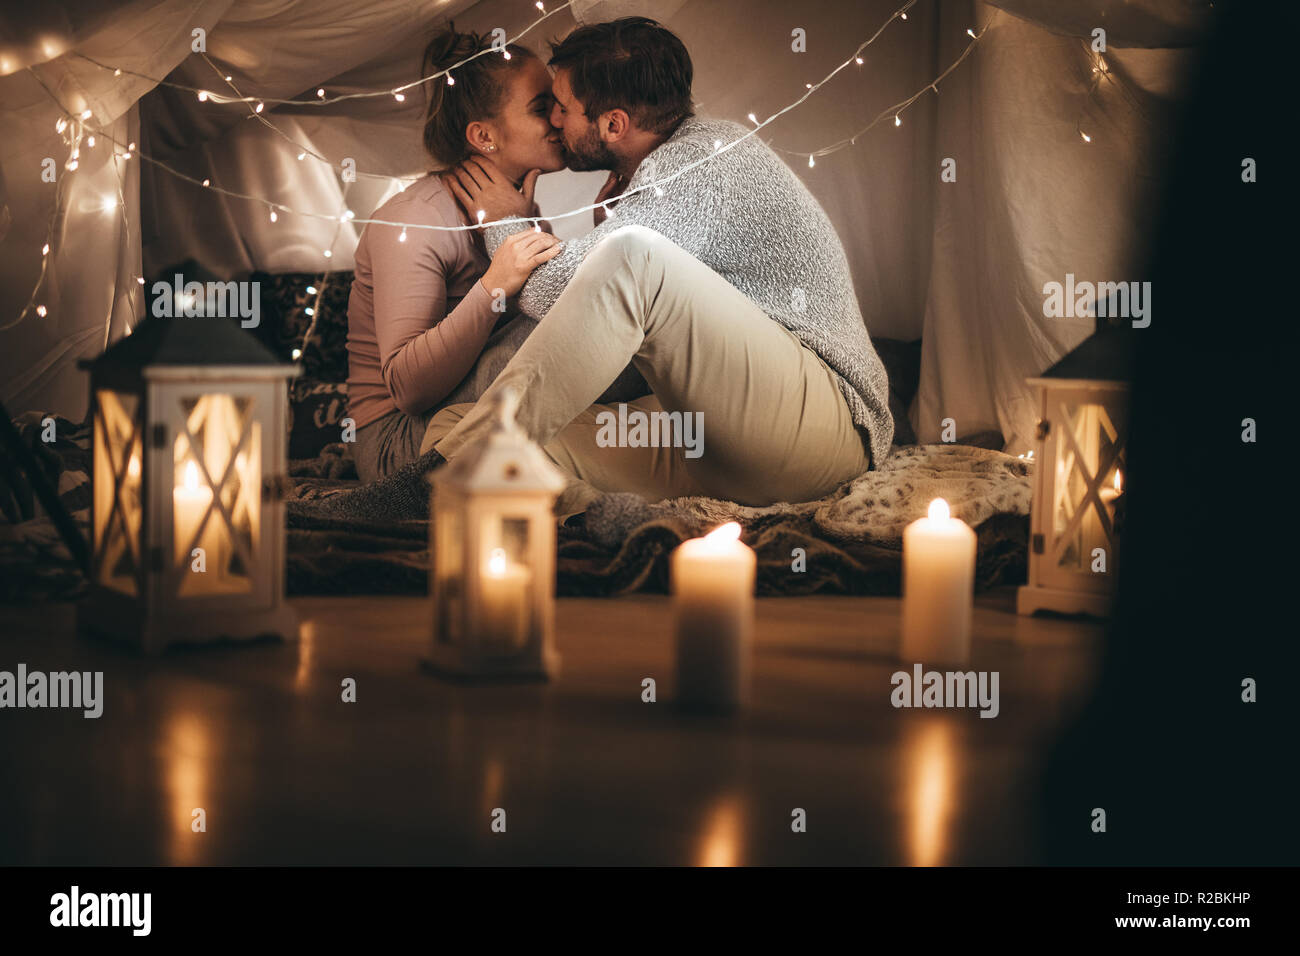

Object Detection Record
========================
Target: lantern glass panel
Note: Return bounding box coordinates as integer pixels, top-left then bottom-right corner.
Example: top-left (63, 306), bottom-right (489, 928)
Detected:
top-left (478, 514), bottom-right (533, 655)
top-left (1051, 398), bottom-right (1125, 574)
top-left (433, 499), bottom-right (464, 644)
top-left (93, 389), bottom-right (142, 596)
top-left (172, 393), bottom-right (261, 596)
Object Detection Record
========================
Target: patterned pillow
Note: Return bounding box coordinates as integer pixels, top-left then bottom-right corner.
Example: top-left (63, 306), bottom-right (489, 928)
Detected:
top-left (288, 379), bottom-right (351, 460)
top-left (253, 271), bottom-right (353, 382)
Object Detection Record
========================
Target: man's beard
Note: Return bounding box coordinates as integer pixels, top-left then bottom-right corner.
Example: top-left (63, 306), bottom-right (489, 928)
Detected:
top-left (562, 125), bottom-right (617, 172)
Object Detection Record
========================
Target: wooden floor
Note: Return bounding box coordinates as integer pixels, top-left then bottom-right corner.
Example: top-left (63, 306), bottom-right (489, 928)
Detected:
top-left (0, 589), bottom-right (1103, 865)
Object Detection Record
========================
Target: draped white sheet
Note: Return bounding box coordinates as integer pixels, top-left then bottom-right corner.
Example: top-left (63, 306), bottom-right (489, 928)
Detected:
top-left (1, 0), bottom-right (1201, 450)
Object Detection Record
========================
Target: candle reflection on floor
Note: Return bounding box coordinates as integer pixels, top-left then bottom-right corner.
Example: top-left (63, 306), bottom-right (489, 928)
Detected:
top-left (165, 711), bottom-right (211, 865)
top-left (698, 793), bottom-right (745, 867)
top-left (482, 755), bottom-right (505, 818)
top-left (294, 620), bottom-right (316, 691)
top-left (902, 717), bottom-right (960, 867)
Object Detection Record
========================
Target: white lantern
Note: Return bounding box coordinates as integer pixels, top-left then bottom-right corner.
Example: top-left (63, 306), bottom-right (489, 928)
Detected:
top-left (77, 316), bottom-right (299, 652)
top-left (1018, 328), bottom-right (1130, 617)
top-left (425, 389), bottom-right (566, 680)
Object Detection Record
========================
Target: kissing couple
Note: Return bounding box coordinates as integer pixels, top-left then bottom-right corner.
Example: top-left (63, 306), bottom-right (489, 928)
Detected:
top-left (344, 16), bottom-right (893, 520)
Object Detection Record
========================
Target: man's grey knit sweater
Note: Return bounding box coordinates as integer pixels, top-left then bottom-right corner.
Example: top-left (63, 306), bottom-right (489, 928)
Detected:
top-left (483, 116), bottom-right (894, 467)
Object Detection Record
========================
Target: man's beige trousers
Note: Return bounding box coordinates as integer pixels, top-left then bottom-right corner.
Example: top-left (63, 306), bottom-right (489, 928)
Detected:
top-left (421, 225), bottom-right (870, 520)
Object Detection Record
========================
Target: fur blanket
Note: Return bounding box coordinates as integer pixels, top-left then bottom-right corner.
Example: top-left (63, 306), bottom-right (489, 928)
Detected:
top-left (0, 409), bottom-right (1032, 601)
top-left (284, 443), bottom-right (1033, 597)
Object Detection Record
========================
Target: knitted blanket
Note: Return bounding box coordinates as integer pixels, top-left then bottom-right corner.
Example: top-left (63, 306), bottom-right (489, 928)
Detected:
top-left (0, 410), bottom-right (1032, 601)
top-left (283, 443), bottom-right (1033, 597)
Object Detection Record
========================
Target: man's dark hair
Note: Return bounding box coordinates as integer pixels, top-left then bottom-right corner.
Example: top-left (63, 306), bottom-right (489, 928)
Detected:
top-left (548, 17), bottom-right (693, 136)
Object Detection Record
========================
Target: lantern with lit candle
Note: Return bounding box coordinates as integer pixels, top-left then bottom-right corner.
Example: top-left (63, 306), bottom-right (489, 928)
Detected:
top-left (77, 315), bottom-right (299, 652)
top-left (1018, 324), bottom-right (1131, 617)
top-left (425, 389), bottom-right (566, 680)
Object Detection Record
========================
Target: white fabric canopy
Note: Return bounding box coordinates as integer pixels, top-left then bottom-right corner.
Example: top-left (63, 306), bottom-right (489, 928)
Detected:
top-left (1, 0), bottom-right (1202, 453)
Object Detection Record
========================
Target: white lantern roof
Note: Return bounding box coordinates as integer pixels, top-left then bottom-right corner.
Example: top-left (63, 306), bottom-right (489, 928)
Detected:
top-left (1027, 325), bottom-right (1134, 390)
top-left (431, 389), bottom-right (568, 495)
top-left (84, 316), bottom-right (296, 388)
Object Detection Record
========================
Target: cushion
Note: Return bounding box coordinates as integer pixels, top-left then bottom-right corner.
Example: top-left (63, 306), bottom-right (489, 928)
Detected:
top-left (288, 379), bottom-right (350, 460)
top-left (253, 271), bottom-right (353, 382)
top-left (871, 337), bottom-right (921, 445)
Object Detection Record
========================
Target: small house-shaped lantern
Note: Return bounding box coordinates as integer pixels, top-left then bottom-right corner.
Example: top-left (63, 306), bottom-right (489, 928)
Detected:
top-left (77, 315), bottom-right (298, 652)
top-left (426, 389), bottom-right (566, 680)
top-left (1018, 325), bottom-right (1132, 617)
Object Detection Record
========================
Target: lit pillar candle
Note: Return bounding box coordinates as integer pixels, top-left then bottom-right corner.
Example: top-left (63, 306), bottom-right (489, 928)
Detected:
top-left (478, 547), bottom-right (530, 652)
top-left (173, 460), bottom-right (213, 570)
top-left (901, 498), bottom-right (976, 666)
top-left (671, 522), bottom-right (756, 711)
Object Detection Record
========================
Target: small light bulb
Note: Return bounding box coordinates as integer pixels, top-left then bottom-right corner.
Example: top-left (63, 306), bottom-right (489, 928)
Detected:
top-left (202, 178), bottom-right (210, 186)
top-left (713, 139), bottom-right (722, 150)
top-left (102, 196), bottom-right (117, 212)
top-left (533, 223), bottom-right (541, 233)
top-left (80, 109), bottom-right (91, 120)
top-left (654, 186), bottom-right (664, 197)
top-left (446, 74), bottom-right (455, 86)
top-left (1080, 130), bottom-right (1091, 142)
top-left (56, 118), bottom-right (67, 133)
top-left (114, 68), bottom-right (122, 77)
top-left (393, 91), bottom-right (405, 102)
top-left (304, 307), bottom-right (314, 316)
top-left (224, 75), bottom-right (232, 82)
top-left (128, 141), bottom-right (136, 151)
top-left (87, 135), bottom-right (95, 147)
top-left (894, 114), bottom-right (902, 127)
top-left (605, 204), bottom-right (615, 218)
top-left (967, 28), bottom-right (977, 38)
top-left (42, 243), bottom-right (50, 255)
top-left (136, 276), bottom-right (145, 285)
top-left (536, 1), bottom-right (544, 10)
top-left (476, 209), bottom-right (486, 224)
top-left (805, 83), bottom-right (813, 89)
top-left (66, 159), bottom-right (78, 171)
top-left (37, 305), bottom-right (47, 317)
top-left (291, 348), bottom-right (302, 360)
top-left (255, 101), bottom-right (264, 113)
top-left (342, 209), bottom-right (354, 220)
top-left (855, 56), bottom-right (864, 65)
top-left (306, 286), bottom-right (317, 295)
top-left (901, 11), bottom-right (908, 19)
top-left (297, 151), bottom-right (306, 160)
top-left (317, 88), bottom-right (325, 98)
top-left (197, 90), bottom-right (208, 102)
top-left (323, 249), bottom-right (332, 258)
top-left (123, 151), bottom-right (132, 160)
top-left (502, 50), bottom-right (511, 60)
top-left (748, 112), bottom-right (757, 124)
top-left (398, 228), bottom-right (407, 242)
top-left (269, 209), bottom-right (277, 222)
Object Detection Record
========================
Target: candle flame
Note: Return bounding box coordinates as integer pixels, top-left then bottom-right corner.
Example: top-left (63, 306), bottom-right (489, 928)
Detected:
top-left (183, 460), bottom-right (199, 490)
top-left (1113, 469), bottom-right (1122, 492)
top-left (928, 498), bottom-right (950, 521)
top-left (488, 547), bottom-right (507, 576)
top-left (704, 521), bottom-right (742, 545)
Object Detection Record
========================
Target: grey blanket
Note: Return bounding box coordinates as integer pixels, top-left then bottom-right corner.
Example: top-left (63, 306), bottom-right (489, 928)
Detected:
top-left (284, 443), bottom-right (1033, 597)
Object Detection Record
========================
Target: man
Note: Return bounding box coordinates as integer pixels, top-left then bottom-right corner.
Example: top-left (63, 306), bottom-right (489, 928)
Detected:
top-left (430, 16), bottom-right (893, 517)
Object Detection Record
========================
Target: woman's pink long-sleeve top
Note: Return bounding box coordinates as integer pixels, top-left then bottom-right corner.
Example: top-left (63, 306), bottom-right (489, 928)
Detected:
top-left (345, 173), bottom-right (506, 427)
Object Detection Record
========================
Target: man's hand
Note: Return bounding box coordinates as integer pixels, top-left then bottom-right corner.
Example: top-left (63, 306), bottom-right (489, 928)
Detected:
top-left (592, 171), bottom-right (623, 228)
top-left (446, 156), bottom-right (541, 225)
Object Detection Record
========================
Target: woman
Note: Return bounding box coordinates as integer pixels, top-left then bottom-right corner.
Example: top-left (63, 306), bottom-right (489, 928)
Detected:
top-left (345, 27), bottom-right (565, 482)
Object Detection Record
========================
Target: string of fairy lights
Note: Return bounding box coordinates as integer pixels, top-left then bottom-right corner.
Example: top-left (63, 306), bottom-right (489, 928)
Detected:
top-left (9, 0), bottom-right (1033, 336)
